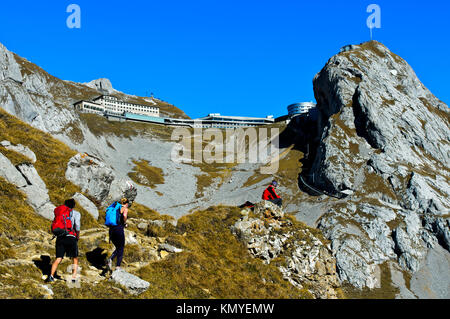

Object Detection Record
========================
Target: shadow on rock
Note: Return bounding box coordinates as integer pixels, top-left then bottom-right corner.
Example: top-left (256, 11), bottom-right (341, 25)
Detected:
top-left (86, 247), bottom-right (109, 275)
top-left (32, 255), bottom-right (52, 276)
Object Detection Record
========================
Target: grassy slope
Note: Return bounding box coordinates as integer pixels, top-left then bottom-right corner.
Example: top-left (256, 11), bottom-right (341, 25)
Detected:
top-left (137, 206), bottom-right (312, 299)
top-left (128, 159), bottom-right (166, 189)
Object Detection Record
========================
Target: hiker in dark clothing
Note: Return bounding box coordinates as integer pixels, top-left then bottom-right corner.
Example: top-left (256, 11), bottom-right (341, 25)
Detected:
top-left (46, 199), bottom-right (81, 283)
top-left (262, 180), bottom-right (283, 208)
top-left (107, 198), bottom-right (129, 271)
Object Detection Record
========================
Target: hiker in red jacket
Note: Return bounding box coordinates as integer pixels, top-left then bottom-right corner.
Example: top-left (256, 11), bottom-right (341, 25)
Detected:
top-left (262, 180), bottom-right (283, 208)
top-left (46, 199), bottom-right (81, 284)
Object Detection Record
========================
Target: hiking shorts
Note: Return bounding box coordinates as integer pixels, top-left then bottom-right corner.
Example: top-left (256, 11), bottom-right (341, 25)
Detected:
top-left (55, 236), bottom-right (79, 258)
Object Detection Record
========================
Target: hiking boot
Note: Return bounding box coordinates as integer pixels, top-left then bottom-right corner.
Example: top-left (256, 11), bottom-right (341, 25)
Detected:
top-left (45, 275), bottom-right (55, 283)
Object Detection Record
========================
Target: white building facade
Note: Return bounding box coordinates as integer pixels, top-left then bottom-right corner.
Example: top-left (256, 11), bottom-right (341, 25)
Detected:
top-left (73, 100), bottom-right (105, 114)
top-left (74, 95), bottom-right (160, 117)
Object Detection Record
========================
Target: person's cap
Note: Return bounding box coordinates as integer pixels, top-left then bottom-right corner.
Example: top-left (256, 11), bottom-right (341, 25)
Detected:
top-left (272, 180), bottom-right (278, 187)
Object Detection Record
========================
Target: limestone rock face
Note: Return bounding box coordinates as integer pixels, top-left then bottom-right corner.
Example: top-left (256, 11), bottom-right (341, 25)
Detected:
top-left (103, 177), bottom-right (138, 207)
top-left (1, 140), bottom-right (36, 163)
top-left (309, 41), bottom-right (449, 199)
top-left (65, 153), bottom-right (115, 204)
top-left (16, 163), bottom-right (55, 220)
top-left (0, 42), bottom-right (22, 83)
top-left (84, 78), bottom-right (116, 94)
top-left (253, 201), bottom-right (285, 220)
top-left (0, 43), bottom-right (78, 133)
top-left (0, 153), bottom-right (55, 220)
top-left (302, 41), bottom-right (450, 293)
top-left (0, 152), bottom-right (28, 188)
top-left (65, 153), bottom-right (137, 207)
top-left (73, 192), bottom-right (99, 220)
top-left (231, 202), bottom-right (340, 299)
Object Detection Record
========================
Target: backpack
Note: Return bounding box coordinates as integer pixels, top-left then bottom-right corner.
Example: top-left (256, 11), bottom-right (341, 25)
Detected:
top-left (105, 201), bottom-right (122, 227)
top-left (51, 205), bottom-right (74, 237)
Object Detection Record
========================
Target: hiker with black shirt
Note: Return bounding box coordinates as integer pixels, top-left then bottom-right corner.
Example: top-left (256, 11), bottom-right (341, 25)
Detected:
top-left (262, 180), bottom-right (283, 208)
top-left (46, 198), bottom-right (81, 283)
top-left (106, 197), bottom-right (129, 271)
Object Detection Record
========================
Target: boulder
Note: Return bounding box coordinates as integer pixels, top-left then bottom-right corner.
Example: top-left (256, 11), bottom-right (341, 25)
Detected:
top-left (65, 153), bottom-right (115, 203)
top-left (110, 268), bottom-right (150, 295)
top-left (158, 243), bottom-right (183, 254)
top-left (103, 178), bottom-right (137, 207)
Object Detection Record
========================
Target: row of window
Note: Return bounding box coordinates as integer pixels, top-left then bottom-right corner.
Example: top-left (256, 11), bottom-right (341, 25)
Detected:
top-left (201, 124), bottom-right (258, 129)
top-left (107, 106), bottom-right (157, 113)
top-left (100, 99), bottom-right (158, 111)
top-left (79, 103), bottom-right (156, 116)
top-left (82, 103), bottom-right (104, 112)
top-left (207, 117), bottom-right (272, 124)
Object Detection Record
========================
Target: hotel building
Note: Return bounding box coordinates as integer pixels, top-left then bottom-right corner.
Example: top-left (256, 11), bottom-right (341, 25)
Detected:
top-left (74, 95), bottom-right (160, 117)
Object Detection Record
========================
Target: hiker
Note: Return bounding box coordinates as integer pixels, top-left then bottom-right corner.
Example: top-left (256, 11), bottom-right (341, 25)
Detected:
top-left (106, 197), bottom-right (129, 271)
top-left (262, 180), bottom-right (283, 208)
top-left (46, 198), bottom-right (81, 283)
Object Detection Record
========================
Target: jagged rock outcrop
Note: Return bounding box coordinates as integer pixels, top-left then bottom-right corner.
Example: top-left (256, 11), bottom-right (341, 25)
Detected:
top-left (0, 43), bottom-right (22, 83)
top-left (308, 41), bottom-right (449, 198)
top-left (0, 151), bottom-right (28, 188)
top-left (0, 152), bottom-right (55, 220)
top-left (231, 201), bottom-right (340, 299)
top-left (65, 153), bottom-right (115, 204)
top-left (253, 201), bottom-right (285, 220)
top-left (104, 177), bottom-right (138, 207)
top-left (0, 43), bottom-right (77, 133)
top-left (65, 153), bottom-right (137, 207)
top-left (83, 78), bottom-right (116, 94)
top-left (302, 41), bottom-right (450, 294)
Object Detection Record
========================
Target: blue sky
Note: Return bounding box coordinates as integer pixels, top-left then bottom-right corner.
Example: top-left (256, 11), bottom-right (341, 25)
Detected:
top-left (0, 0), bottom-right (448, 118)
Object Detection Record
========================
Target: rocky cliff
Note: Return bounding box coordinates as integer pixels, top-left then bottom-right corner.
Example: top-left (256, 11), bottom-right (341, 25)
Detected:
top-left (298, 41), bottom-right (449, 296)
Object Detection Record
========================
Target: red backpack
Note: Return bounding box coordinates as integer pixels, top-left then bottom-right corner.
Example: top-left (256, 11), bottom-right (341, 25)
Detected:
top-left (51, 205), bottom-right (75, 237)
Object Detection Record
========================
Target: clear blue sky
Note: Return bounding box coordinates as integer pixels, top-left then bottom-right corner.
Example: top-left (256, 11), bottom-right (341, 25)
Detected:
top-left (0, 0), bottom-right (448, 118)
